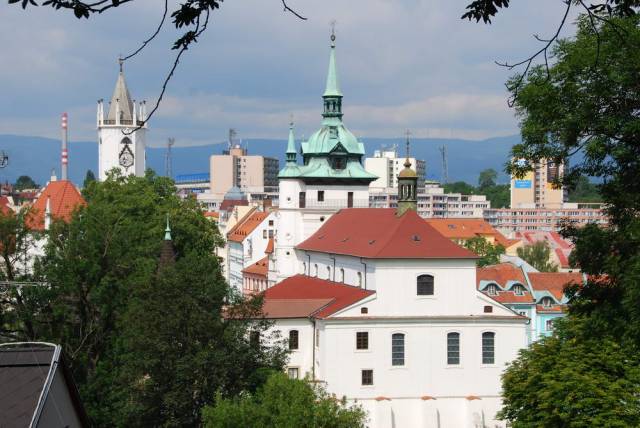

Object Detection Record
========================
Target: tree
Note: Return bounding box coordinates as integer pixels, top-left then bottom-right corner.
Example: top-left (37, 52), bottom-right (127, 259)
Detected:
top-left (443, 181), bottom-right (476, 195)
top-left (567, 175), bottom-right (602, 203)
top-left (202, 372), bottom-right (367, 428)
top-left (499, 318), bottom-right (640, 427)
top-left (14, 175), bottom-right (37, 190)
top-left (83, 169), bottom-right (96, 188)
top-left (463, 236), bottom-right (505, 267)
top-left (4, 170), bottom-right (286, 426)
top-left (483, 184), bottom-right (510, 208)
top-left (516, 241), bottom-right (558, 272)
top-left (478, 168), bottom-right (497, 190)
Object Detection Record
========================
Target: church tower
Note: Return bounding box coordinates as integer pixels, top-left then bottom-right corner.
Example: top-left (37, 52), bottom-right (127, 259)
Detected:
top-left (396, 137), bottom-right (418, 216)
top-left (272, 31), bottom-right (378, 282)
top-left (96, 59), bottom-right (147, 181)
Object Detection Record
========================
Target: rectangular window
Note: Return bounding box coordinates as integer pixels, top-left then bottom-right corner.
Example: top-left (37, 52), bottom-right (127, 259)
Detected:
top-left (299, 192), bottom-right (306, 208)
top-left (262, 230), bottom-right (267, 239)
top-left (315, 329), bottom-right (319, 348)
top-left (447, 332), bottom-right (460, 365)
top-left (391, 333), bottom-right (405, 366)
top-left (361, 369), bottom-right (373, 386)
top-left (318, 190), bottom-right (325, 202)
top-left (482, 332), bottom-right (495, 364)
top-left (287, 367), bottom-right (299, 379)
top-left (268, 229), bottom-right (274, 238)
top-left (356, 332), bottom-right (369, 350)
top-left (289, 330), bottom-right (299, 350)
top-left (546, 319), bottom-right (555, 331)
top-left (417, 275), bottom-right (434, 296)
top-left (347, 192), bottom-right (354, 208)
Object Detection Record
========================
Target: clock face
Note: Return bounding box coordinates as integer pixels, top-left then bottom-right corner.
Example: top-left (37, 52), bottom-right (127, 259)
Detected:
top-left (119, 144), bottom-right (134, 168)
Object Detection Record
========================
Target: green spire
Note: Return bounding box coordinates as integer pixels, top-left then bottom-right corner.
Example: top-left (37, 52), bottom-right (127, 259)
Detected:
top-left (164, 214), bottom-right (172, 241)
top-left (286, 120), bottom-right (297, 165)
top-left (323, 32), bottom-right (342, 97)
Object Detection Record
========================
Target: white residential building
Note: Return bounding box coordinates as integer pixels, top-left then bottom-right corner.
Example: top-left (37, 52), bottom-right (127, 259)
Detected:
top-left (365, 146), bottom-right (426, 189)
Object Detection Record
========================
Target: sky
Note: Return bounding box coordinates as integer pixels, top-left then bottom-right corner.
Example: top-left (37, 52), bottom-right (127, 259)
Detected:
top-left (0, 0), bottom-right (579, 147)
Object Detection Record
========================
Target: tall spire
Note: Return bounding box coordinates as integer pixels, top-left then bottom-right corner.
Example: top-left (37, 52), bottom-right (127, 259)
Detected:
top-left (323, 24), bottom-right (342, 98)
top-left (107, 57), bottom-right (134, 123)
top-left (286, 119), bottom-right (297, 165)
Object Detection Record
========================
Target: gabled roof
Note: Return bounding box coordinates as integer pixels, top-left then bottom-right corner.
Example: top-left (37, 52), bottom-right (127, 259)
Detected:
top-left (262, 275), bottom-right (374, 319)
top-left (297, 208), bottom-right (477, 259)
top-left (528, 272), bottom-right (583, 301)
top-left (227, 209), bottom-right (268, 243)
top-left (426, 218), bottom-right (519, 248)
top-left (0, 343), bottom-right (89, 427)
top-left (26, 180), bottom-right (86, 231)
top-left (242, 256), bottom-right (268, 277)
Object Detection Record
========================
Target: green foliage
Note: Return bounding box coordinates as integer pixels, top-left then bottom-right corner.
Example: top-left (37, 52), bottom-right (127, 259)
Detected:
top-left (516, 241), bottom-right (558, 272)
top-left (478, 168), bottom-right (497, 190)
top-left (463, 236), bottom-right (505, 267)
top-left (499, 318), bottom-right (640, 427)
top-left (482, 183), bottom-right (509, 208)
top-left (442, 170), bottom-right (509, 208)
top-left (567, 175), bottom-right (602, 203)
top-left (83, 169), bottom-right (96, 188)
top-left (3, 170), bottom-right (286, 426)
top-left (202, 372), bottom-right (367, 428)
top-left (14, 175), bottom-right (37, 190)
top-left (443, 181), bottom-right (476, 195)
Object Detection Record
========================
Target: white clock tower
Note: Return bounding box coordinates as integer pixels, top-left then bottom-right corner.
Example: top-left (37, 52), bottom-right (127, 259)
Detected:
top-left (96, 59), bottom-right (147, 181)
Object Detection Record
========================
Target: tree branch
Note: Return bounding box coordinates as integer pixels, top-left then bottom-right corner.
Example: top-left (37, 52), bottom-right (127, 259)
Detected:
top-left (122, 0), bottom-right (168, 61)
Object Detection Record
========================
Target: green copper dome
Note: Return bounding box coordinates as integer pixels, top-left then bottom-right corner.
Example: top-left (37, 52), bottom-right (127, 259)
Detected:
top-left (278, 33), bottom-right (377, 184)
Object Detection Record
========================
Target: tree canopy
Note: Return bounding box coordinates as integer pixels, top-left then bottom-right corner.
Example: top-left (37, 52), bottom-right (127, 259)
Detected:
top-left (516, 241), bottom-right (559, 272)
top-left (202, 372), bottom-right (367, 428)
top-left (1, 171), bottom-right (286, 426)
top-left (14, 175), bottom-right (37, 190)
top-left (463, 236), bottom-right (505, 267)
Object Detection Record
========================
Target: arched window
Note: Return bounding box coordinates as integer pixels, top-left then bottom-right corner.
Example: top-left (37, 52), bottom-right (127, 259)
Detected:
top-left (327, 265), bottom-right (331, 279)
top-left (447, 332), bottom-right (460, 365)
top-left (289, 330), bottom-right (299, 350)
top-left (339, 268), bottom-right (345, 283)
top-left (417, 275), bottom-right (434, 296)
top-left (313, 264), bottom-right (318, 277)
top-left (541, 296), bottom-right (554, 308)
top-left (391, 333), bottom-right (405, 366)
top-left (486, 284), bottom-right (499, 296)
top-left (302, 262), bottom-right (307, 275)
top-left (482, 332), bottom-right (495, 364)
top-left (357, 272), bottom-right (362, 287)
top-left (512, 284), bottom-right (525, 296)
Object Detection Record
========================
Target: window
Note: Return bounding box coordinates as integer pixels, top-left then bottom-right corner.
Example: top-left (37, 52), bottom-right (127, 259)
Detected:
top-left (482, 332), bottom-right (495, 364)
top-left (486, 284), bottom-right (499, 296)
top-left (262, 230), bottom-right (267, 239)
top-left (417, 275), bottom-right (434, 296)
top-left (360, 307), bottom-right (368, 314)
top-left (268, 229), bottom-right (274, 238)
top-left (361, 369), bottom-right (373, 386)
top-left (347, 192), bottom-right (354, 208)
top-left (268, 220), bottom-right (274, 226)
top-left (391, 333), bottom-right (405, 366)
top-left (541, 297), bottom-right (554, 308)
top-left (546, 319), bottom-right (555, 331)
top-left (484, 305), bottom-right (493, 313)
top-left (318, 190), bottom-right (325, 202)
top-left (447, 332), bottom-right (460, 365)
top-left (356, 332), bottom-right (369, 350)
top-left (289, 330), bottom-right (299, 350)
top-left (287, 367), bottom-right (299, 379)
top-left (357, 272), bottom-right (362, 287)
top-left (299, 191), bottom-right (306, 208)
top-left (339, 268), bottom-right (344, 283)
top-left (513, 284), bottom-right (525, 296)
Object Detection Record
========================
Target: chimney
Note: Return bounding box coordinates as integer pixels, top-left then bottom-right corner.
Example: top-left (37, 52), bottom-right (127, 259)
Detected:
top-left (61, 112), bottom-right (68, 181)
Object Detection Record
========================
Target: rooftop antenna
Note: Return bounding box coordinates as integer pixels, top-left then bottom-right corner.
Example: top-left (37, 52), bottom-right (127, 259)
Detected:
top-left (61, 113), bottom-right (68, 180)
top-left (165, 138), bottom-right (175, 178)
top-left (439, 145), bottom-right (448, 184)
top-left (404, 129), bottom-right (412, 159)
top-left (228, 128), bottom-right (237, 150)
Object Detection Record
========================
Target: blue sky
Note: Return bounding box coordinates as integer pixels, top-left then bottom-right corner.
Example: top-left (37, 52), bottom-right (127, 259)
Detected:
top-left (0, 0), bottom-right (577, 147)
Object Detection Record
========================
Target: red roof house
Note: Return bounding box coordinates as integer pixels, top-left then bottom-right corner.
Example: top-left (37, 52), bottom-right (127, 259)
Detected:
top-left (26, 180), bottom-right (86, 231)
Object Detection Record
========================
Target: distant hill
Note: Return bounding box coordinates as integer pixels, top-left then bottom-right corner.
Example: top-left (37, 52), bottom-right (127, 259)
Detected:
top-left (0, 134), bottom-right (520, 187)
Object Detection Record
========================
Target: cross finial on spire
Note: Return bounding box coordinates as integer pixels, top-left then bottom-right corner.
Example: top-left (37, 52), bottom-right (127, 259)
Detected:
top-left (330, 20), bottom-right (337, 47)
top-left (289, 113), bottom-right (295, 127)
top-left (405, 129), bottom-right (412, 158)
top-left (118, 56), bottom-right (124, 73)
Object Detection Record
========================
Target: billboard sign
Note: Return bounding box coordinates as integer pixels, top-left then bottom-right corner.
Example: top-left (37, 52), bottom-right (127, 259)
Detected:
top-left (514, 180), bottom-right (532, 189)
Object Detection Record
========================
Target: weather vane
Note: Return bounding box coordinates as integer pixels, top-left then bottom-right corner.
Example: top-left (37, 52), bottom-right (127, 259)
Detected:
top-left (405, 129), bottom-right (412, 158)
top-left (330, 20), bottom-right (336, 45)
top-left (118, 55), bottom-right (124, 72)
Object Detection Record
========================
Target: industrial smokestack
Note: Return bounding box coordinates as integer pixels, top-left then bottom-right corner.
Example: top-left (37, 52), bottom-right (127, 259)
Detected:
top-left (61, 112), bottom-right (68, 181)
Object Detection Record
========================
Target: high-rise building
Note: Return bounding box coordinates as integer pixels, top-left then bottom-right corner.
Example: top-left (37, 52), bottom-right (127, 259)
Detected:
top-left (365, 146), bottom-right (426, 189)
top-left (511, 159), bottom-right (566, 209)
top-left (209, 145), bottom-right (279, 195)
top-left (96, 59), bottom-right (147, 181)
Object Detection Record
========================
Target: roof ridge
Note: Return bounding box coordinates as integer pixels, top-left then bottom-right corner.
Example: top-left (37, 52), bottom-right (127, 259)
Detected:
top-left (371, 210), bottom-right (407, 257)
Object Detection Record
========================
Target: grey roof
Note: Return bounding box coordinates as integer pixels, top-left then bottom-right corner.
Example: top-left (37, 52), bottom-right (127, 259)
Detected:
top-left (224, 185), bottom-right (246, 201)
top-left (0, 343), bottom-right (89, 427)
top-left (107, 71), bottom-right (135, 122)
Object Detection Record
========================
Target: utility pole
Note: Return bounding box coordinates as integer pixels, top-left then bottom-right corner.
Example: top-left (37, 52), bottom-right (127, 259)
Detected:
top-left (165, 138), bottom-right (174, 178)
top-left (61, 112), bottom-right (68, 180)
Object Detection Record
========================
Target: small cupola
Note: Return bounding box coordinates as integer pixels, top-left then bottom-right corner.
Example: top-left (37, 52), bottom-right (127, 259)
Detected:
top-left (396, 134), bottom-right (418, 216)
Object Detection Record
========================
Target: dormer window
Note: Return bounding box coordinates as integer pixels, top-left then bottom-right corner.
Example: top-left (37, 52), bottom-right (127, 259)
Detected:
top-left (332, 157), bottom-right (346, 170)
top-left (541, 297), bottom-right (554, 308)
top-left (486, 284), bottom-right (499, 296)
top-left (513, 284), bottom-right (525, 296)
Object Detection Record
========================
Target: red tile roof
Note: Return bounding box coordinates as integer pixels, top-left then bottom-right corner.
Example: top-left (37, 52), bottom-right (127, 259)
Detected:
top-left (265, 238), bottom-right (274, 254)
top-left (203, 211), bottom-right (219, 219)
top-left (297, 209), bottom-right (476, 259)
top-left (227, 210), bottom-right (268, 243)
top-left (536, 304), bottom-right (565, 313)
top-left (262, 275), bottom-right (374, 319)
top-left (487, 290), bottom-right (535, 304)
top-left (219, 199), bottom-right (248, 212)
top-left (528, 272), bottom-right (583, 300)
top-left (26, 180), bottom-right (86, 231)
top-left (426, 218), bottom-right (519, 248)
top-left (242, 256), bottom-right (268, 277)
top-left (0, 197), bottom-right (12, 216)
top-left (476, 263), bottom-right (527, 288)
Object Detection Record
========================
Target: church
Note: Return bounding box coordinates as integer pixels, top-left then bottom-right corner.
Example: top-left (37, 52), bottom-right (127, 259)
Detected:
top-left (259, 33), bottom-right (528, 428)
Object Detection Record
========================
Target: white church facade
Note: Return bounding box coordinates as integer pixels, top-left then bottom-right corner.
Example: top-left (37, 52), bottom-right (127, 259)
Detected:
top-left (257, 34), bottom-right (528, 427)
top-left (96, 60), bottom-right (147, 181)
